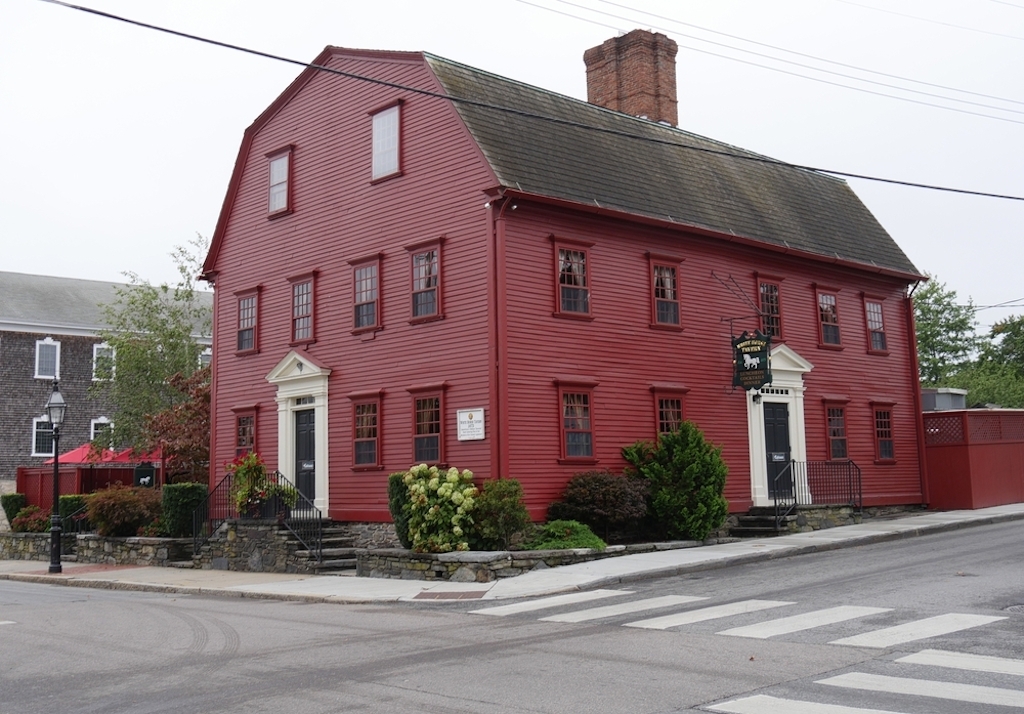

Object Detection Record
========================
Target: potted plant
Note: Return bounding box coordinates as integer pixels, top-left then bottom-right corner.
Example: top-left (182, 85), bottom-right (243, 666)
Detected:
top-left (227, 452), bottom-right (299, 521)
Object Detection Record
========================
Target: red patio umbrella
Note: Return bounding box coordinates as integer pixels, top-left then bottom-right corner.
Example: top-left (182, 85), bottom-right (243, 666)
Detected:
top-left (43, 443), bottom-right (116, 465)
top-left (111, 447), bottom-right (163, 463)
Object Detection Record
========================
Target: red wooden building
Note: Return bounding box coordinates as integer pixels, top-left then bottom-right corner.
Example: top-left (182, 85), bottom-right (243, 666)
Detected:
top-left (202, 30), bottom-right (928, 521)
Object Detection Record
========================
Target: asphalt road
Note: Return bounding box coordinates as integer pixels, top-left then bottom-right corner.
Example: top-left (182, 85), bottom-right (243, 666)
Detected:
top-left (1, 521), bottom-right (1022, 714)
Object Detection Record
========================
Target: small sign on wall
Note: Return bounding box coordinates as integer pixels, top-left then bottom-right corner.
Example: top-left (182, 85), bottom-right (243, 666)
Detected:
top-left (457, 408), bottom-right (485, 441)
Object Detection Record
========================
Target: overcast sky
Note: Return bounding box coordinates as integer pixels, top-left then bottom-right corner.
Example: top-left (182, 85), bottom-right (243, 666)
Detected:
top-left (3, 0), bottom-right (1022, 330)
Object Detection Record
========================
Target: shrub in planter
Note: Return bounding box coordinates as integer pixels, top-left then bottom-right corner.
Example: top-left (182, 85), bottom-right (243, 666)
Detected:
top-left (227, 452), bottom-right (297, 518)
top-left (387, 472), bottom-right (413, 549)
top-left (2, 493), bottom-right (28, 526)
top-left (622, 421), bottom-right (729, 541)
top-left (471, 478), bottom-right (532, 550)
top-left (524, 519), bottom-right (606, 551)
top-left (11, 505), bottom-right (50, 533)
top-left (161, 482), bottom-right (208, 537)
top-left (547, 470), bottom-right (648, 542)
top-left (86, 484), bottom-right (162, 537)
top-left (402, 464), bottom-right (477, 553)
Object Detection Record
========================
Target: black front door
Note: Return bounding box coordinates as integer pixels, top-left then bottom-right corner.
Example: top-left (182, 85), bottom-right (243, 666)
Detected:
top-left (295, 409), bottom-right (315, 503)
top-left (763, 402), bottom-right (792, 498)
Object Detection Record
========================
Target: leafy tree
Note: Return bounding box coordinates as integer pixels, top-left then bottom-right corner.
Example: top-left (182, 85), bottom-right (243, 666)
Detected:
top-left (946, 361), bottom-right (1024, 409)
top-left (913, 277), bottom-right (979, 384)
top-left (142, 367), bottom-right (211, 482)
top-left (92, 235), bottom-right (212, 453)
top-left (986, 315), bottom-right (1024, 379)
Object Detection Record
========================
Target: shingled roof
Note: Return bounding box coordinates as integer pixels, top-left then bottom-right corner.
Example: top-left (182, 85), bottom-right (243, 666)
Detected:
top-left (426, 55), bottom-right (921, 278)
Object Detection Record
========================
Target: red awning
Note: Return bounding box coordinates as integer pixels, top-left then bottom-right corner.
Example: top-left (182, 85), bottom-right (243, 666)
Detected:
top-left (43, 444), bottom-right (116, 465)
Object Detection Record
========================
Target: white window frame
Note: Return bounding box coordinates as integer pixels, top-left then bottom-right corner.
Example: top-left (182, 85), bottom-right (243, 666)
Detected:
top-left (91, 417), bottom-right (113, 444)
top-left (372, 105), bottom-right (400, 180)
top-left (32, 416), bottom-right (55, 457)
top-left (199, 347), bottom-right (212, 368)
top-left (92, 343), bottom-right (115, 381)
top-left (268, 153), bottom-right (290, 213)
top-left (35, 337), bottom-right (60, 379)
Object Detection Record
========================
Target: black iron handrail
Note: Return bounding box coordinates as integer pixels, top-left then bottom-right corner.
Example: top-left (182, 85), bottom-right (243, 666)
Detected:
top-left (60, 503), bottom-right (93, 534)
top-left (273, 470), bottom-right (322, 563)
top-left (193, 472), bottom-right (235, 555)
top-left (773, 460), bottom-right (862, 531)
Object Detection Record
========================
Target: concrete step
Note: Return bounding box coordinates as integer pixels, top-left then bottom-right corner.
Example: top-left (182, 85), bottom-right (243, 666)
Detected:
top-left (729, 526), bottom-right (783, 538)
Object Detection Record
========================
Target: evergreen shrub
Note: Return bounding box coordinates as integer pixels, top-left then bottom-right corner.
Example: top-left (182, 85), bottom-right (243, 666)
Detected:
top-left (622, 421), bottom-right (729, 541)
top-left (161, 482), bottom-right (208, 537)
top-left (387, 472), bottom-right (413, 549)
top-left (524, 519), bottom-right (606, 551)
top-left (547, 470), bottom-right (648, 541)
top-left (86, 484), bottom-right (162, 537)
top-left (471, 478), bottom-right (532, 550)
top-left (2, 493), bottom-right (28, 526)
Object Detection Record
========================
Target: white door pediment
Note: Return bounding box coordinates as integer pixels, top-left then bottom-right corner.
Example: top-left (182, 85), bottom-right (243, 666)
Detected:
top-left (266, 351), bottom-right (332, 385)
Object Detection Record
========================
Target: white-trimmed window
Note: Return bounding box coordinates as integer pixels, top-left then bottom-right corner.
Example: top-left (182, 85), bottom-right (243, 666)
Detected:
top-left (199, 347), bottom-right (212, 368)
top-left (91, 417), bottom-right (113, 445)
top-left (267, 146), bottom-right (293, 215)
top-left (93, 343), bottom-right (115, 380)
top-left (372, 104), bottom-right (400, 180)
top-left (35, 338), bottom-right (60, 379)
top-left (32, 417), bottom-right (55, 457)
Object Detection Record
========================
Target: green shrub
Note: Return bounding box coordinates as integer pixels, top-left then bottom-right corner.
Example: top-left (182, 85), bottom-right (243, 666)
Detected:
top-left (622, 421), bottom-right (729, 541)
top-left (524, 520), bottom-right (606, 551)
top-left (59, 494), bottom-right (91, 533)
top-left (161, 482), bottom-right (208, 537)
top-left (86, 484), bottom-right (162, 537)
top-left (402, 464), bottom-right (477, 553)
top-left (387, 472), bottom-right (413, 549)
top-left (547, 470), bottom-right (648, 541)
top-left (471, 478), bottom-right (532, 550)
top-left (12, 505), bottom-right (50, 533)
top-left (59, 495), bottom-right (88, 520)
top-left (2, 493), bottom-right (28, 526)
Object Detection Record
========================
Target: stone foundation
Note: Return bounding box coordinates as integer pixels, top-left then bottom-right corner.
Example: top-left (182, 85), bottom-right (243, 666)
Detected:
top-left (193, 520), bottom-right (313, 574)
top-left (788, 504), bottom-right (927, 532)
top-left (75, 535), bottom-right (192, 566)
top-left (338, 521), bottom-right (400, 549)
top-left (0, 532), bottom-right (73, 560)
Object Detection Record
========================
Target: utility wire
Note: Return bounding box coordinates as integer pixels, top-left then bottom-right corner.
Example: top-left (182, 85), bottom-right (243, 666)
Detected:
top-left (594, 0), bottom-right (1024, 107)
top-left (39, 0), bottom-right (1024, 202)
top-left (529, 0), bottom-right (1024, 122)
top-left (833, 0), bottom-right (1024, 41)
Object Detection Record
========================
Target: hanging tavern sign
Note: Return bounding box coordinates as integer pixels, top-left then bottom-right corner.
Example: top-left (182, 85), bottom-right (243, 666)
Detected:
top-left (732, 331), bottom-right (772, 390)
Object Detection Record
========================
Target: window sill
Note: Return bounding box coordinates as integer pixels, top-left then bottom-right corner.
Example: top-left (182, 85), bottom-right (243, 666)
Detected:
top-left (351, 465), bottom-right (384, 472)
top-left (351, 326), bottom-right (382, 336)
top-left (867, 349), bottom-right (890, 357)
top-left (409, 314), bottom-right (444, 326)
top-left (370, 171), bottom-right (403, 186)
top-left (268, 208), bottom-right (293, 221)
top-left (817, 343), bottom-right (844, 351)
top-left (874, 459), bottom-right (897, 466)
top-left (649, 322), bottom-right (683, 332)
top-left (31, 453), bottom-right (55, 459)
top-left (289, 339), bottom-right (316, 348)
top-left (558, 457), bottom-right (599, 466)
top-left (235, 349), bottom-right (260, 357)
top-left (35, 375), bottom-right (58, 381)
top-left (552, 312), bottom-right (594, 322)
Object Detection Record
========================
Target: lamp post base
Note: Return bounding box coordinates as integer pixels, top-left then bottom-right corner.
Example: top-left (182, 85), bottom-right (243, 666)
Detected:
top-left (49, 514), bottom-right (62, 574)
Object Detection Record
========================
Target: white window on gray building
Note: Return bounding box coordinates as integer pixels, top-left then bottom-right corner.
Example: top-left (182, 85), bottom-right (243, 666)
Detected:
top-left (93, 343), bottom-right (115, 380)
top-left (91, 417), bottom-right (113, 445)
top-left (35, 337), bottom-right (60, 379)
top-left (32, 416), bottom-right (54, 457)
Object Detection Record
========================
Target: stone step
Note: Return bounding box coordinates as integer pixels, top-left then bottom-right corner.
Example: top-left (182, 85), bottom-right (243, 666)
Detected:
top-left (312, 558), bottom-right (357, 571)
top-left (729, 526), bottom-right (783, 538)
top-left (166, 560), bottom-right (195, 569)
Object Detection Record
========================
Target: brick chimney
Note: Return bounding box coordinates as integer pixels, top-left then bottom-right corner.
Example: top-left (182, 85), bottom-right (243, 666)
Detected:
top-left (584, 29), bottom-right (678, 126)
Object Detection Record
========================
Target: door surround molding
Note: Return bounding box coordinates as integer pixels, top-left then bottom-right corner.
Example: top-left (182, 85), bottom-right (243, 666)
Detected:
top-left (266, 351), bottom-right (331, 512)
top-left (746, 344), bottom-right (813, 507)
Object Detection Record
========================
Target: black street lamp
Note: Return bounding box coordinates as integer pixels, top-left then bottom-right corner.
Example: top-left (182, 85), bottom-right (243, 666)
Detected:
top-left (45, 380), bottom-right (67, 574)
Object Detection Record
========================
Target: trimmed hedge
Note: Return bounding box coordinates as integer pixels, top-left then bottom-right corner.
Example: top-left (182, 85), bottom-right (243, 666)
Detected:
top-left (161, 482), bottom-right (208, 537)
top-left (387, 472), bottom-right (412, 549)
top-left (2, 493), bottom-right (28, 526)
top-left (86, 484), bottom-right (162, 537)
top-left (547, 470), bottom-right (648, 542)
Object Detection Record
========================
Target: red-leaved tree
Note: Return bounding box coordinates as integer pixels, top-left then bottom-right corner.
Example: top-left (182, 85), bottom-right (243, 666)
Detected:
top-left (143, 366), bottom-right (211, 483)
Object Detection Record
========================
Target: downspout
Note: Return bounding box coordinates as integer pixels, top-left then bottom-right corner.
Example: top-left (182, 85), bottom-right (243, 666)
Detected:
top-left (490, 197), bottom-right (512, 480)
top-left (905, 284), bottom-right (930, 505)
top-left (203, 272), bottom-right (219, 490)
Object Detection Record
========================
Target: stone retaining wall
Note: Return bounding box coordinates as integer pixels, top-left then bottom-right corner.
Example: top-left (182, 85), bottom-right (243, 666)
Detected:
top-left (0, 532), bottom-right (74, 560)
top-left (193, 520), bottom-right (312, 574)
top-left (76, 535), bottom-right (192, 566)
top-left (788, 504), bottom-right (927, 532)
top-left (339, 522), bottom-right (400, 549)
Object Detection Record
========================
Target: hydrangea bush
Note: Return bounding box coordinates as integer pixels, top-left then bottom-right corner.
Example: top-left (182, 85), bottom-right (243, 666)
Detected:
top-left (403, 464), bottom-right (478, 552)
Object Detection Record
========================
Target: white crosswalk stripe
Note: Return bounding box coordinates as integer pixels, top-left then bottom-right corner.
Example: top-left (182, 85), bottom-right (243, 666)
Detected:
top-left (0, 621), bottom-right (15, 626)
top-left (897, 649), bottom-right (1024, 677)
top-left (539, 595), bottom-right (706, 623)
top-left (624, 599), bottom-right (794, 630)
top-left (817, 671), bottom-right (1024, 707)
top-left (718, 605), bottom-right (891, 639)
top-left (468, 589), bottom-right (629, 616)
top-left (829, 613), bottom-right (1007, 648)
top-left (706, 694), bottom-right (905, 714)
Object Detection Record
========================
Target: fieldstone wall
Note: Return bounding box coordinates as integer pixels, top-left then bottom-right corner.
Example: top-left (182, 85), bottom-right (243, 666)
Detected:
top-left (193, 520), bottom-right (312, 574)
top-left (787, 504), bottom-right (927, 532)
top-left (339, 522), bottom-right (400, 549)
top-left (0, 532), bottom-right (78, 560)
top-left (76, 535), bottom-right (191, 566)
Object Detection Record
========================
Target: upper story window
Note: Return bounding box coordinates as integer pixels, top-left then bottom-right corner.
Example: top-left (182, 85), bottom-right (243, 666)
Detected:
top-left (817, 289), bottom-right (842, 346)
top-left (826, 405), bottom-right (848, 459)
top-left (553, 239), bottom-right (594, 317)
top-left (289, 274), bottom-right (315, 344)
top-left (407, 240), bottom-right (443, 322)
top-left (267, 147), bottom-right (293, 216)
top-left (759, 280), bottom-right (782, 339)
top-left (865, 299), bottom-right (888, 353)
top-left (873, 407), bottom-right (895, 462)
top-left (371, 104), bottom-right (401, 180)
top-left (648, 254), bottom-right (682, 328)
top-left (92, 343), bottom-right (115, 381)
top-left (352, 257), bottom-right (381, 332)
top-left (32, 416), bottom-right (54, 457)
top-left (199, 347), bottom-right (212, 368)
top-left (237, 292), bottom-right (258, 353)
top-left (35, 338), bottom-right (60, 379)
top-left (91, 417), bottom-right (113, 445)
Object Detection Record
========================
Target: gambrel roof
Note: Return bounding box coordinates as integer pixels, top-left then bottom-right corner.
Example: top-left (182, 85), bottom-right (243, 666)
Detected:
top-left (425, 54), bottom-right (921, 279)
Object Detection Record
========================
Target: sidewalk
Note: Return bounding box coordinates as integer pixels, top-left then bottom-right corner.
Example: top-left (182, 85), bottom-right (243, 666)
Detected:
top-left (3, 503), bottom-right (1023, 604)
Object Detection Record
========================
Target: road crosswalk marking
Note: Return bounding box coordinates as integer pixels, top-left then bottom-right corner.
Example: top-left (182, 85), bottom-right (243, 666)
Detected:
top-left (718, 605), bottom-right (892, 639)
top-left (829, 613), bottom-right (1007, 648)
top-left (468, 589), bottom-right (629, 617)
top-left (897, 649), bottom-right (1024, 677)
top-left (707, 693), bottom-right (905, 714)
top-left (624, 599), bottom-right (794, 630)
top-left (539, 595), bottom-right (706, 623)
top-left (817, 671), bottom-right (1024, 707)
top-left (0, 621), bottom-right (14, 626)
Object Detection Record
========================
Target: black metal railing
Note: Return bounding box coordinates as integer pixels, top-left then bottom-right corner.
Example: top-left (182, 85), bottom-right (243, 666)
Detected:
top-left (773, 460), bottom-right (862, 530)
top-left (60, 503), bottom-right (93, 534)
top-left (192, 470), bottom-right (323, 562)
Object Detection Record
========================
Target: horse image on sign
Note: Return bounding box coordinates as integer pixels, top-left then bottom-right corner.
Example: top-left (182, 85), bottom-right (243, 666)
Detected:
top-left (743, 353), bottom-right (761, 369)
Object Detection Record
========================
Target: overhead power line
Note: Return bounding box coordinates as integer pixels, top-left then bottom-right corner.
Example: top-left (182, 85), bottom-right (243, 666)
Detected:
top-left (833, 0), bottom-right (1024, 41)
top-left (39, 0), bottom-right (1024, 202)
